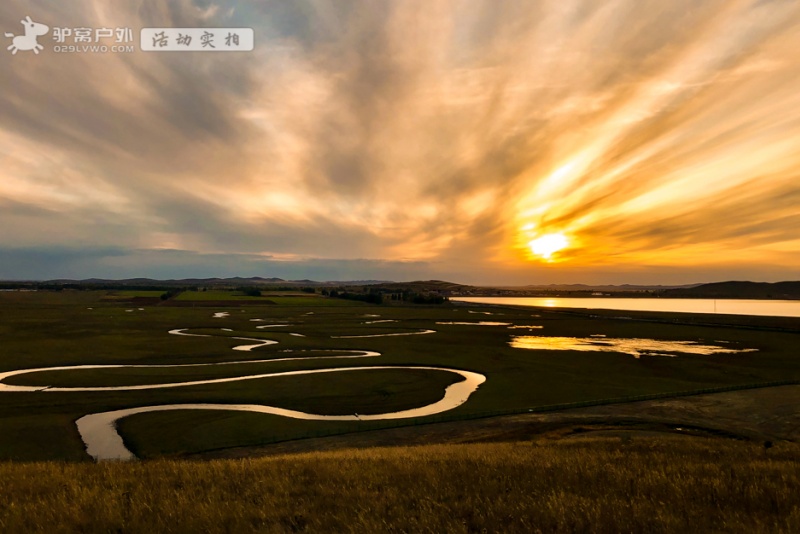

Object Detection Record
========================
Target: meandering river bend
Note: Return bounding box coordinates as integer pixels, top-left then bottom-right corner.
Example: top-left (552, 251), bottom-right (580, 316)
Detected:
top-left (0, 325), bottom-right (485, 461)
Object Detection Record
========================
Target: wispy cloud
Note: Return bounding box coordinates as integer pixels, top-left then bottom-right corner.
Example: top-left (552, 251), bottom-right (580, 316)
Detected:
top-left (1, 0), bottom-right (799, 283)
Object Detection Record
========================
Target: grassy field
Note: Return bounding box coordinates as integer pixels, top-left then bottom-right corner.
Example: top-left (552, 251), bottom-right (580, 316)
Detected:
top-left (169, 290), bottom-right (364, 306)
top-left (0, 438), bottom-right (797, 533)
top-left (263, 296), bottom-right (364, 306)
top-left (174, 290), bottom-right (277, 301)
top-left (101, 290), bottom-right (165, 299)
top-left (0, 290), bottom-right (798, 461)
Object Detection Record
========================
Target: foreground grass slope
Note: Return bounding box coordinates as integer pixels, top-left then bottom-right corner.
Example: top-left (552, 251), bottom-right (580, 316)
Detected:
top-left (0, 437), bottom-right (797, 533)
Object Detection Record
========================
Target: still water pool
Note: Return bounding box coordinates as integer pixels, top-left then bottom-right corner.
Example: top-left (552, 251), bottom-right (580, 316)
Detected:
top-left (454, 297), bottom-right (800, 318)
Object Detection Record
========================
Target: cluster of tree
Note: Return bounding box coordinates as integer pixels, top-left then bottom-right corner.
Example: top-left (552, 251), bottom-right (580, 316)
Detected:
top-left (0, 283), bottom-right (63, 291)
top-left (240, 288), bottom-right (262, 297)
top-left (0, 282), bottom-right (177, 292)
top-left (380, 290), bottom-right (447, 304)
top-left (408, 293), bottom-right (448, 304)
top-left (232, 286), bottom-right (318, 297)
top-left (322, 289), bottom-right (384, 304)
top-left (320, 287), bottom-right (448, 305)
top-left (159, 290), bottom-right (182, 301)
top-left (264, 285), bottom-right (317, 292)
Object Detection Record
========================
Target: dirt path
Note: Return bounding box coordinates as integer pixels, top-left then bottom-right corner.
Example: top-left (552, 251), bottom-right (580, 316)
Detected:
top-left (189, 384), bottom-right (800, 460)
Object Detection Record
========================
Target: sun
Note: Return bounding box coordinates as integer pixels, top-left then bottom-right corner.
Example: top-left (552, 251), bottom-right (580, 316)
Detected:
top-left (528, 232), bottom-right (569, 261)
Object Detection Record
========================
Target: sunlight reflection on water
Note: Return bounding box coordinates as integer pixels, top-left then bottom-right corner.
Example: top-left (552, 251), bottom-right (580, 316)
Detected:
top-left (510, 336), bottom-right (758, 359)
top-left (436, 321), bottom-right (512, 326)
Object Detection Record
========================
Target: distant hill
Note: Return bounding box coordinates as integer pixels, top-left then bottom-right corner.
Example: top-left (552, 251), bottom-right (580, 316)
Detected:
top-left (2, 277), bottom-right (799, 299)
top-left (514, 283), bottom-right (699, 292)
top-left (370, 280), bottom-right (470, 292)
top-left (46, 277), bottom-right (289, 287)
top-left (0, 277), bottom-right (392, 289)
top-left (663, 281), bottom-right (800, 300)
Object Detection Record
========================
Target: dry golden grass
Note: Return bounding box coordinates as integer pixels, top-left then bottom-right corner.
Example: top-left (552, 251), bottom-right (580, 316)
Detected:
top-left (0, 436), bottom-right (797, 533)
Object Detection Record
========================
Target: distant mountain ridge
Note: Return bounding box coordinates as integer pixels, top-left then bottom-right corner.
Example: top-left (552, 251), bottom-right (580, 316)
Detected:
top-left (663, 281), bottom-right (800, 300)
top-left (514, 283), bottom-right (700, 292)
top-left (3, 277), bottom-right (392, 287)
top-left (1, 277), bottom-right (798, 299)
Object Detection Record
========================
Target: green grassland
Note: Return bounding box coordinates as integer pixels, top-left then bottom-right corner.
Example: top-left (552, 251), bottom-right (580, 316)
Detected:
top-left (0, 290), bottom-right (798, 461)
top-left (0, 438), bottom-right (797, 533)
top-left (174, 290), bottom-right (277, 300)
top-left (170, 290), bottom-right (364, 306)
top-left (99, 290), bottom-right (165, 301)
top-left (263, 296), bottom-right (364, 306)
top-left (112, 290), bottom-right (165, 298)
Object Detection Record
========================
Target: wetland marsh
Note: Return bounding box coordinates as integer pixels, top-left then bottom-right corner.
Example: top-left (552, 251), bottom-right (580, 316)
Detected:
top-left (0, 290), bottom-right (797, 461)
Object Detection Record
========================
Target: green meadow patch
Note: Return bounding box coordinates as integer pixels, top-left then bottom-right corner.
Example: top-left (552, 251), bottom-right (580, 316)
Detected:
top-left (170, 290), bottom-right (363, 306)
top-left (173, 290), bottom-right (276, 301)
top-left (0, 290), bottom-right (798, 460)
top-left (111, 290), bottom-right (165, 298)
top-left (263, 296), bottom-right (364, 306)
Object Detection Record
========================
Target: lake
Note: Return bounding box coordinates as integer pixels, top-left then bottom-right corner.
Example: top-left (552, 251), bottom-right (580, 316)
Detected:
top-left (453, 297), bottom-right (800, 318)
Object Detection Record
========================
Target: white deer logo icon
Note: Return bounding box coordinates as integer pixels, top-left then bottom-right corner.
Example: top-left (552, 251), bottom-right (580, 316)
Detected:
top-left (5, 16), bottom-right (49, 55)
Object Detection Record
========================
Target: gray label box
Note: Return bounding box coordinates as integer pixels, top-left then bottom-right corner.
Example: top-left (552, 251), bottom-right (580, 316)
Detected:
top-left (141, 28), bottom-right (254, 51)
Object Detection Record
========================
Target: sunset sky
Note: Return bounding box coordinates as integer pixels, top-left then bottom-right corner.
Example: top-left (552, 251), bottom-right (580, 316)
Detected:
top-left (1, 0), bottom-right (799, 285)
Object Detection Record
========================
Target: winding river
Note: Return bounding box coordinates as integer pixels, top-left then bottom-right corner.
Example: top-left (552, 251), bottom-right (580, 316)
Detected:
top-left (0, 324), bottom-right (486, 461)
